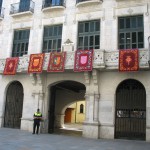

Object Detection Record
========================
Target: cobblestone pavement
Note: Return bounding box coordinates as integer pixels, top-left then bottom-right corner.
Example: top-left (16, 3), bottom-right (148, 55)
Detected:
top-left (0, 128), bottom-right (150, 150)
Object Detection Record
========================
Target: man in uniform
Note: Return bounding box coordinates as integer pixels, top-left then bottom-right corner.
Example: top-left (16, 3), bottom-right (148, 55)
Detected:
top-left (33, 108), bottom-right (42, 134)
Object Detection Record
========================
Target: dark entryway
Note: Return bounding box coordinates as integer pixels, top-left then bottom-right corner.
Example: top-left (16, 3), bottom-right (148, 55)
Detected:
top-left (48, 81), bottom-right (85, 133)
top-left (4, 81), bottom-right (24, 129)
top-left (115, 79), bottom-right (146, 140)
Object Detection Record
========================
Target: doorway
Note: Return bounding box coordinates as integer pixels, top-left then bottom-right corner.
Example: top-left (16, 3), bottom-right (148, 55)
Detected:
top-left (4, 81), bottom-right (24, 129)
top-left (115, 79), bottom-right (146, 140)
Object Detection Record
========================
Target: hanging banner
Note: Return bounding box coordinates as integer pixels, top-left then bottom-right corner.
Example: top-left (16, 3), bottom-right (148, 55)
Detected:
top-left (3, 57), bottom-right (19, 75)
top-left (74, 49), bottom-right (93, 72)
top-left (119, 49), bottom-right (139, 72)
top-left (28, 53), bottom-right (45, 73)
top-left (47, 52), bottom-right (66, 72)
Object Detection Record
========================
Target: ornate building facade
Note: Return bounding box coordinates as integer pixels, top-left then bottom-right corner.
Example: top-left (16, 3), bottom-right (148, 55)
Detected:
top-left (0, 0), bottom-right (150, 141)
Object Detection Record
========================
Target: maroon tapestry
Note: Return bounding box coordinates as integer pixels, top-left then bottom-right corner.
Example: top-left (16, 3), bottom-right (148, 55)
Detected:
top-left (47, 52), bottom-right (66, 72)
top-left (3, 57), bottom-right (19, 75)
top-left (119, 49), bottom-right (139, 72)
top-left (28, 53), bottom-right (45, 73)
top-left (74, 49), bottom-right (93, 72)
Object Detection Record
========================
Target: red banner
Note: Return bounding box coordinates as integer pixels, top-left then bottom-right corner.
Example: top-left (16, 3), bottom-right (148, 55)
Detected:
top-left (28, 53), bottom-right (45, 73)
top-left (3, 57), bottom-right (19, 75)
top-left (47, 52), bottom-right (66, 72)
top-left (74, 49), bottom-right (93, 72)
top-left (119, 49), bottom-right (139, 72)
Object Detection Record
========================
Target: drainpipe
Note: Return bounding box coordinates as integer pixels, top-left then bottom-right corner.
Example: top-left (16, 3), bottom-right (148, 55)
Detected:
top-left (148, 36), bottom-right (150, 67)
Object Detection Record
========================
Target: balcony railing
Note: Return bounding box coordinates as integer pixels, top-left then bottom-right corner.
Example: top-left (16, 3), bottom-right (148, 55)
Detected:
top-left (10, 0), bottom-right (35, 15)
top-left (0, 49), bottom-right (148, 74)
top-left (0, 7), bottom-right (4, 18)
top-left (42, 0), bottom-right (65, 9)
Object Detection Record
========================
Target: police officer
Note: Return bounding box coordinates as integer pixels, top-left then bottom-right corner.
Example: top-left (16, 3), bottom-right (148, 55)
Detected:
top-left (33, 108), bottom-right (42, 134)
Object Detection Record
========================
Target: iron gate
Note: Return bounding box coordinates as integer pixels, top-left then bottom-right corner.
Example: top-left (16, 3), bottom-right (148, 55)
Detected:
top-left (115, 79), bottom-right (146, 140)
top-left (4, 81), bottom-right (24, 129)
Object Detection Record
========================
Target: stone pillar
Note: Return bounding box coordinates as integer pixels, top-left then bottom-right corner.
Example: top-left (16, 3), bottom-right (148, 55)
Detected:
top-left (83, 93), bottom-right (100, 139)
top-left (83, 70), bottom-right (100, 139)
top-left (55, 114), bottom-right (65, 128)
top-left (93, 94), bottom-right (100, 122)
top-left (85, 94), bottom-right (89, 122)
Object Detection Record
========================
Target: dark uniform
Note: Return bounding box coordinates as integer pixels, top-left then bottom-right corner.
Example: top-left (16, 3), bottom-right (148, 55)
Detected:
top-left (33, 109), bottom-right (42, 134)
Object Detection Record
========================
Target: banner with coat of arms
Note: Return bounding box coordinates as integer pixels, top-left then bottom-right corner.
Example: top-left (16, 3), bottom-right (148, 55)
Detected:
top-left (28, 53), bottom-right (45, 73)
top-left (119, 49), bottom-right (139, 72)
top-left (74, 49), bottom-right (93, 72)
top-left (3, 57), bottom-right (19, 75)
top-left (47, 52), bottom-right (66, 72)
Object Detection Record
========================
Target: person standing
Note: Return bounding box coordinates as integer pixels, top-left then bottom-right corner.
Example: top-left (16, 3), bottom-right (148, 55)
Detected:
top-left (33, 108), bottom-right (42, 134)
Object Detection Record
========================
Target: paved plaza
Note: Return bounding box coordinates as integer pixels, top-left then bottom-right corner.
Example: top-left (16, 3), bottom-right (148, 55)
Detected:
top-left (0, 128), bottom-right (149, 150)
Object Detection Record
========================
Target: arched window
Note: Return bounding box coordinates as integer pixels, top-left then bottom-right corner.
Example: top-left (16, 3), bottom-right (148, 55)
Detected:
top-left (80, 104), bottom-right (84, 113)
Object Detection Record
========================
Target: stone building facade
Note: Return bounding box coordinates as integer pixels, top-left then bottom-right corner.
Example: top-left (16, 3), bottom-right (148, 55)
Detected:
top-left (0, 0), bottom-right (150, 141)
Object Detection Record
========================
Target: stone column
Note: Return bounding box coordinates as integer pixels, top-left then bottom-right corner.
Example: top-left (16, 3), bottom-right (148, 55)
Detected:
top-left (55, 114), bottom-right (65, 128)
top-left (93, 94), bottom-right (100, 122)
top-left (84, 94), bottom-right (90, 122)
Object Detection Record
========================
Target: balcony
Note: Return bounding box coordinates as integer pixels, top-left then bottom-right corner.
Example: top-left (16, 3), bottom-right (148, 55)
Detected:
top-left (10, 0), bottom-right (35, 17)
top-left (0, 7), bottom-right (4, 19)
top-left (0, 49), bottom-right (148, 74)
top-left (42, 0), bottom-right (65, 12)
top-left (76, 0), bottom-right (103, 7)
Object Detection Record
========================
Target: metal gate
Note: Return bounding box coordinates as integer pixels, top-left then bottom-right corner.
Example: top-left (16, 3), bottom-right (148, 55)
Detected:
top-left (4, 81), bottom-right (24, 129)
top-left (115, 79), bottom-right (146, 140)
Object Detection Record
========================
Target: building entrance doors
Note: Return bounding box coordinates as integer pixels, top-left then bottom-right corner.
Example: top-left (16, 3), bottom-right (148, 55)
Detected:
top-left (115, 79), bottom-right (146, 140)
top-left (4, 81), bottom-right (24, 129)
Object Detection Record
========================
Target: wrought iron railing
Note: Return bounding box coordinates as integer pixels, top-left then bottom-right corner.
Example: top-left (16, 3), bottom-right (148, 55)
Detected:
top-left (0, 7), bottom-right (4, 18)
top-left (76, 0), bottom-right (102, 3)
top-left (42, 0), bottom-right (65, 9)
top-left (10, 0), bottom-right (35, 15)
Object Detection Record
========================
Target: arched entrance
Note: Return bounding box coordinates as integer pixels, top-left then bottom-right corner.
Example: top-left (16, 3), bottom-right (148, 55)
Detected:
top-left (4, 81), bottom-right (24, 129)
top-left (48, 81), bottom-right (86, 134)
top-left (115, 79), bottom-right (146, 140)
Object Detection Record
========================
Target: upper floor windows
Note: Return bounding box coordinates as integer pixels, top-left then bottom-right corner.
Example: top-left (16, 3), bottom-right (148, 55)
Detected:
top-left (42, 25), bottom-right (62, 53)
top-left (118, 15), bottom-right (144, 49)
top-left (0, 0), bottom-right (4, 18)
top-left (42, 0), bottom-right (65, 9)
top-left (78, 20), bottom-right (100, 50)
top-left (12, 30), bottom-right (30, 57)
top-left (10, 0), bottom-right (35, 15)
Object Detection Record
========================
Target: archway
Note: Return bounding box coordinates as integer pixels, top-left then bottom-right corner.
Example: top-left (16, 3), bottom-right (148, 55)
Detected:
top-left (48, 80), bottom-right (86, 134)
top-left (115, 79), bottom-right (146, 140)
top-left (4, 81), bottom-right (24, 129)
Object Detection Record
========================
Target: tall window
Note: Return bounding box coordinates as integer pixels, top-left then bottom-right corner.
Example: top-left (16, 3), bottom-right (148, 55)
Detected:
top-left (80, 104), bottom-right (84, 113)
top-left (43, 25), bottom-right (62, 53)
top-left (78, 20), bottom-right (100, 50)
top-left (19, 0), bottom-right (30, 12)
top-left (12, 29), bottom-right (30, 57)
top-left (118, 15), bottom-right (144, 49)
top-left (0, 0), bottom-right (3, 7)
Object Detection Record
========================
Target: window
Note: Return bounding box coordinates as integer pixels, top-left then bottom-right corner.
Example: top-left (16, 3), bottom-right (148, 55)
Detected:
top-left (19, 0), bottom-right (30, 12)
top-left (12, 29), bottom-right (30, 57)
top-left (118, 16), bottom-right (144, 49)
top-left (78, 20), bottom-right (100, 50)
top-left (80, 104), bottom-right (84, 113)
top-left (43, 25), bottom-right (62, 53)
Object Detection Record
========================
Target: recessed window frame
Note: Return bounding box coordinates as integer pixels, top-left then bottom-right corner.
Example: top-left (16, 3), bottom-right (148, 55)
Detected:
top-left (12, 29), bottom-right (30, 57)
top-left (77, 20), bottom-right (100, 50)
top-left (80, 104), bottom-right (84, 113)
top-left (118, 15), bottom-right (144, 50)
top-left (42, 24), bottom-right (62, 53)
